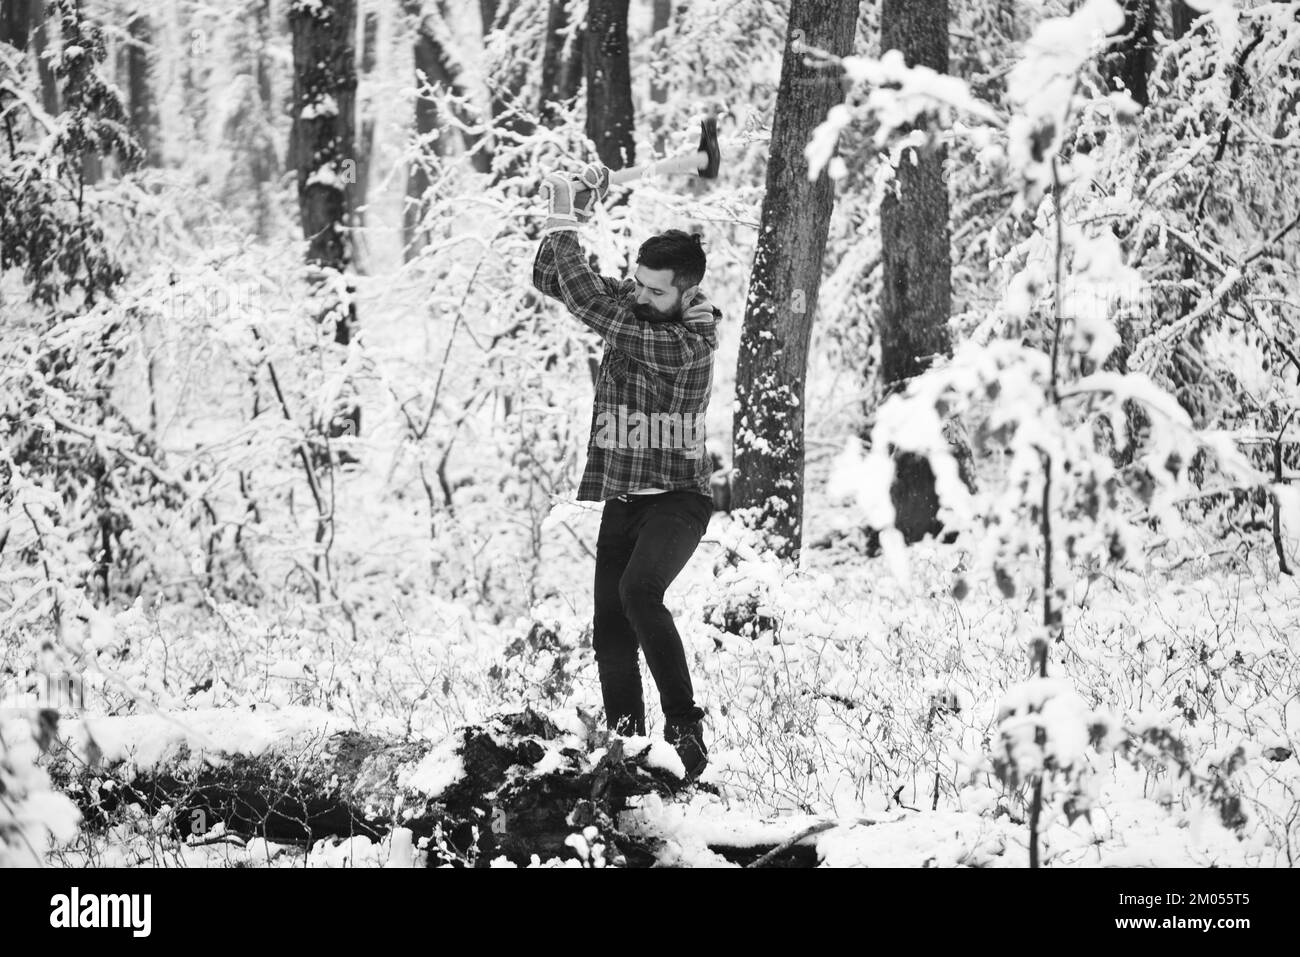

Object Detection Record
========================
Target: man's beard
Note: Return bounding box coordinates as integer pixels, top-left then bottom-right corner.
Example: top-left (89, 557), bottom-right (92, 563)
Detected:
top-left (632, 299), bottom-right (683, 324)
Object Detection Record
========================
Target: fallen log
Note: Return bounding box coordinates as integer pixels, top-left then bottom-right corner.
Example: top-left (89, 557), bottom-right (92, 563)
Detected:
top-left (41, 706), bottom-right (829, 866)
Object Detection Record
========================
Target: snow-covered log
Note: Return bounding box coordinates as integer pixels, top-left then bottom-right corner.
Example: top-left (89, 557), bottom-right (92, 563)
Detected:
top-left (42, 707), bottom-right (825, 867)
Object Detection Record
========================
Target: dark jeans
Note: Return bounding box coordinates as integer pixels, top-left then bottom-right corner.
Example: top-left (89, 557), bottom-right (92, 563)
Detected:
top-left (593, 489), bottom-right (713, 735)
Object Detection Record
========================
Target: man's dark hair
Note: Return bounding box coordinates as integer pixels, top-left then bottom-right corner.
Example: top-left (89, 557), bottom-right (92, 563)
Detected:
top-left (636, 230), bottom-right (706, 291)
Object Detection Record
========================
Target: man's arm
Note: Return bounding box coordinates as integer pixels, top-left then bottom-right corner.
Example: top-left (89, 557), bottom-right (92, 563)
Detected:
top-left (531, 236), bottom-right (563, 301)
top-left (533, 168), bottom-right (619, 301)
top-left (542, 230), bottom-right (708, 375)
top-left (532, 232), bottom-right (622, 301)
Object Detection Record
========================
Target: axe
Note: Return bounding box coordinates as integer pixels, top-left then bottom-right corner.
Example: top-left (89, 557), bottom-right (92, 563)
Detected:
top-left (576, 117), bottom-right (721, 199)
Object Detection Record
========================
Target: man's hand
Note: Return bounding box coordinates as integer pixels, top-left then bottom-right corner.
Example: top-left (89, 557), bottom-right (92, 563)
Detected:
top-left (684, 293), bottom-right (717, 323)
top-left (572, 163), bottom-right (609, 219)
top-left (541, 173), bottom-right (581, 235)
top-left (541, 165), bottom-right (610, 235)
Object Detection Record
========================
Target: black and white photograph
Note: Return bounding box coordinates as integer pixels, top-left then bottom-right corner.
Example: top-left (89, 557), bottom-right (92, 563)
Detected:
top-left (0, 0), bottom-right (1295, 906)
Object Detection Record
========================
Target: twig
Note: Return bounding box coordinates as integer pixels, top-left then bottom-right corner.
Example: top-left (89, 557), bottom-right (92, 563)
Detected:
top-left (559, 520), bottom-right (596, 561)
top-left (46, 414), bottom-right (188, 490)
top-left (1242, 208), bottom-right (1300, 267)
top-left (248, 324), bottom-right (331, 590)
top-left (1226, 305), bottom-right (1300, 379)
top-left (186, 833), bottom-right (249, 849)
top-left (1271, 409), bottom-right (1297, 576)
top-left (1029, 777), bottom-right (1044, 869)
top-left (419, 227), bottom-right (507, 439)
top-left (745, 820), bottom-right (838, 868)
top-left (1131, 266), bottom-right (1243, 374)
top-left (1191, 25), bottom-right (1266, 227)
top-left (1134, 132), bottom-right (1216, 215)
top-left (1160, 224), bottom-right (1230, 275)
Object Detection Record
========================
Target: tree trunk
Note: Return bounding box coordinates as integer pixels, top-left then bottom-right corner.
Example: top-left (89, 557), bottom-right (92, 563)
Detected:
top-left (219, 0), bottom-right (280, 240)
top-left (0, 0), bottom-right (33, 49)
top-left (180, 3), bottom-right (210, 182)
top-left (479, 0), bottom-right (535, 179)
top-left (61, 2), bottom-right (101, 184)
top-left (1103, 0), bottom-right (1156, 107)
top-left (541, 0), bottom-right (566, 123)
top-left (585, 0), bottom-right (635, 169)
top-left (1170, 0), bottom-right (1195, 39)
top-left (255, 0), bottom-right (273, 112)
top-left (125, 13), bottom-right (160, 166)
top-left (354, 8), bottom-right (379, 240)
top-left (404, 1), bottom-right (487, 259)
top-left (878, 0), bottom-right (952, 545)
top-left (540, 0), bottom-right (583, 127)
top-left (30, 0), bottom-right (60, 115)
top-left (560, 23), bottom-right (583, 108)
top-left (731, 0), bottom-right (859, 563)
top-left (405, 27), bottom-right (441, 259)
top-left (249, 0), bottom-right (278, 234)
top-left (289, 0), bottom-right (358, 271)
top-left (290, 0), bottom-right (360, 442)
top-left (649, 0), bottom-right (671, 154)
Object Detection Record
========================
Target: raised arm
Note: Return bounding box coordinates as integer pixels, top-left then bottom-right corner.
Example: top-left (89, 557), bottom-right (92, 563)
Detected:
top-left (531, 232), bottom-right (623, 302)
top-left (531, 235), bottom-right (563, 300)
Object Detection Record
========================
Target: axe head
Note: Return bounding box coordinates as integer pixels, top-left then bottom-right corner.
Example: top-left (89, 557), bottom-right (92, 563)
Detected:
top-left (697, 117), bottom-right (720, 179)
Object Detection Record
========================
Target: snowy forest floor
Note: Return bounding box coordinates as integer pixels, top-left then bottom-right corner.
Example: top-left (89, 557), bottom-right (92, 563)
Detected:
top-left (18, 492), bottom-right (1300, 868)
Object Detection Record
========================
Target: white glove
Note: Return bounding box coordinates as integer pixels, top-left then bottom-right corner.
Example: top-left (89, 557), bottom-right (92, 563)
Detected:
top-left (684, 292), bottom-right (717, 322)
top-left (540, 173), bottom-right (581, 235)
top-left (572, 163), bottom-right (610, 219)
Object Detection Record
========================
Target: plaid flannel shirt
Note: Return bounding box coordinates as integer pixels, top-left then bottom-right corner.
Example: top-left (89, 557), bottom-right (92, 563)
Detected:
top-left (532, 229), bottom-right (719, 502)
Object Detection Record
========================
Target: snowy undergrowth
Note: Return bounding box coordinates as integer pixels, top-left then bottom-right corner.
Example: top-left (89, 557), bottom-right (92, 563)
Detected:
top-left (29, 508), bottom-right (1297, 867)
top-left (17, 494), bottom-right (1289, 868)
top-left (0, 718), bottom-right (81, 866)
top-left (5, 590), bottom-right (537, 742)
top-left (649, 515), bottom-right (1300, 866)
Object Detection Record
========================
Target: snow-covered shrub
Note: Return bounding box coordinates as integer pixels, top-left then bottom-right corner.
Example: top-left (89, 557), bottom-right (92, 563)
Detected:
top-left (0, 1), bottom-right (262, 615)
top-left (1067, 4), bottom-right (1300, 555)
top-left (811, 0), bottom-right (1295, 862)
top-left (991, 677), bottom-right (1109, 826)
top-left (0, 713), bottom-right (81, 866)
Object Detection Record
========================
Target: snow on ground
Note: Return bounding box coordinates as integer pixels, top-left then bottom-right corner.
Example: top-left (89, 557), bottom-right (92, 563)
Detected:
top-left (21, 424), bottom-right (1300, 868)
top-left (816, 812), bottom-right (1014, 868)
top-left (55, 706), bottom-right (353, 772)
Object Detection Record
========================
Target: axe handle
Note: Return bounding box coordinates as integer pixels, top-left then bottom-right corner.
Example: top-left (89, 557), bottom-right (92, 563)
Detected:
top-left (607, 151), bottom-right (709, 186)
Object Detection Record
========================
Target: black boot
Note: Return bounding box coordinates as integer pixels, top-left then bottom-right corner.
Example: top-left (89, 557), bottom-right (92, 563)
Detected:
top-left (665, 719), bottom-right (708, 780)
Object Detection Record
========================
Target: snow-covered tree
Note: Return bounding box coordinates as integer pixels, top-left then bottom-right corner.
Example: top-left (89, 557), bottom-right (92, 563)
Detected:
top-left (731, 0), bottom-right (860, 562)
top-left (822, 0), bottom-right (1279, 864)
